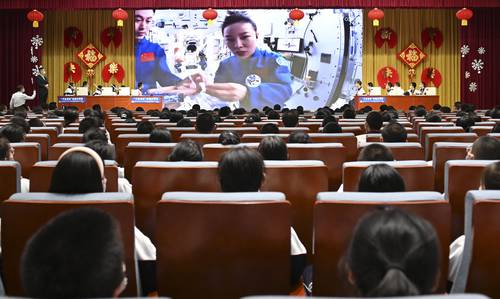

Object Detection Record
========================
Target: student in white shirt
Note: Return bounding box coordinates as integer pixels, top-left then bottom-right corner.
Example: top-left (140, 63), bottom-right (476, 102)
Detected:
top-left (407, 82), bottom-right (417, 95)
top-left (9, 85), bottom-right (36, 109)
top-left (355, 79), bottom-right (366, 96)
top-left (367, 82), bottom-right (374, 95)
top-left (391, 82), bottom-right (405, 95)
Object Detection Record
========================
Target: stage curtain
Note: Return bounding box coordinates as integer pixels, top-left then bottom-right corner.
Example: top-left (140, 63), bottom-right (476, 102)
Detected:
top-left (460, 8), bottom-right (500, 109)
top-left (42, 10), bottom-right (135, 102)
top-left (362, 9), bottom-right (460, 108)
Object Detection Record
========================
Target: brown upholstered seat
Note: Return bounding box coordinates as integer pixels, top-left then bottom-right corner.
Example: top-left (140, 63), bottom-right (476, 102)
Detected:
top-left (425, 133), bottom-right (478, 160)
top-left (156, 192), bottom-right (290, 298)
top-left (155, 127), bottom-right (197, 142)
top-left (365, 133), bottom-right (419, 143)
top-left (25, 133), bottom-right (50, 160)
top-left (30, 127), bottom-right (58, 145)
top-left (432, 142), bottom-right (471, 193)
top-left (110, 127), bottom-right (138, 143)
top-left (420, 126), bottom-right (465, 144)
top-left (241, 134), bottom-right (289, 143)
top-left (179, 133), bottom-right (221, 145)
top-left (116, 134), bottom-right (150, 165)
top-left (202, 143), bottom-right (260, 161)
top-left (214, 127), bottom-right (259, 136)
top-left (1, 192), bottom-right (138, 297)
top-left (0, 161), bottom-right (21, 202)
top-left (488, 133), bottom-right (500, 140)
top-left (309, 133), bottom-right (358, 161)
top-left (470, 126), bottom-right (494, 137)
top-left (358, 142), bottom-right (424, 160)
top-left (56, 133), bottom-right (83, 143)
top-left (123, 142), bottom-right (176, 180)
top-left (48, 143), bottom-right (85, 160)
top-left (11, 142), bottom-right (40, 178)
top-left (415, 121), bottom-right (455, 134)
top-left (62, 127), bottom-right (80, 133)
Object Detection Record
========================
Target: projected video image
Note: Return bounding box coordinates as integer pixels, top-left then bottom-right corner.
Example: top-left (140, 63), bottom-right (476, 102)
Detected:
top-left (134, 9), bottom-right (363, 110)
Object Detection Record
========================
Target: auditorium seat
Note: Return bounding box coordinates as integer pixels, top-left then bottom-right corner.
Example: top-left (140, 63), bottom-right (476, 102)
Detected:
top-left (30, 127), bottom-right (58, 144)
top-left (420, 126), bottom-right (465, 143)
top-left (0, 161), bottom-right (21, 202)
top-left (488, 133), bottom-right (500, 140)
top-left (124, 142), bottom-right (176, 180)
top-left (156, 192), bottom-right (290, 298)
top-left (42, 122), bottom-right (63, 133)
top-left (179, 133), bottom-right (221, 145)
top-left (241, 133), bottom-right (289, 143)
top-left (29, 160), bottom-right (119, 192)
top-left (62, 127), bottom-right (80, 133)
top-left (425, 133), bottom-right (478, 160)
top-left (1, 192), bottom-right (138, 297)
top-left (11, 142), bottom-right (40, 178)
top-left (342, 161), bottom-right (434, 191)
top-left (25, 133), bottom-right (50, 160)
top-left (48, 143), bottom-right (85, 160)
top-left (309, 133), bottom-right (358, 161)
top-left (452, 190), bottom-right (500, 298)
top-left (444, 160), bottom-right (498, 238)
top-left (336, 126), bottom-right (363, 136)
top-left (470, 126), bottom-right (494, 137)
top-left (155, 127), bottom-right (196, 142)
top-left (313, 191), bottom-right (450, 296)
top-left (57, 133), bottom-right (83, 143)
top-left (241, 293), bottom-right (489, 299)
top-left (415, 121), bottom-right (454, 134)
top-left (365, 133), bottom-right (419, 142)
top-left (110, 127), bottom-right (138, 143)
top-left (278, 127), bottom-right (311, 133)
top-left (202, 143), bottom-right (260, 161)
top-left (116, 134), bottom-right (150, 165)
top-left (358, 142), bottom-right (424, 160)
top-left (298, 122), bottom-right (322, 132)
top-left (214, 127), bottom-right (259, 136)
top-left (432, 142), bottom-right (471, 193)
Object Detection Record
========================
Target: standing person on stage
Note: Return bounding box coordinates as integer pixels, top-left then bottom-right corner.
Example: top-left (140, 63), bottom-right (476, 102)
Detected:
top-left (35, 67), bottom-right (49, 106)
top-left (355, 79), bottom-right (366, 96)
top-left (10, 85), bottom-right (36, 110)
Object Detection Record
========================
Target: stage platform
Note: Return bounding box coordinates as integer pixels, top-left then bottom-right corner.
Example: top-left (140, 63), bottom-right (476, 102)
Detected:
top-left (57, 96), bottom-right (164, 110)
top-left (354, 95), bottom-right (439, 111)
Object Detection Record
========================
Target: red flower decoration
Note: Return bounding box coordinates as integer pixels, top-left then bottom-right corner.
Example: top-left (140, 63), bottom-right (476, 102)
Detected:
top-left (64, 27), bottom-right (83, 48)
top-left (377, 66), bottom-right (399, 89)
top-left (27, 9), bottom-right (44, 28)
top-left (421, 27), bottom-right (443, 49)
top-left (101, 26), bottom-right (123, 48)
top-left (102, 62), bottom-right (125, 83)
top-left (63, 62), bottom-right (82, 83)
top-left (421, 67), bottom-right (442, 88)
top-left (375, 27), bottom-right (397, 48)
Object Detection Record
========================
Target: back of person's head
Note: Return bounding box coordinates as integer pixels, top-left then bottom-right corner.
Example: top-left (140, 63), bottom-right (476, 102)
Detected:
top-left (492, 124), bottom-right (500, 133)
top-left (136, 120), bottom-right (154, 134)
top-left (267, 110), bottom-right (281, 120)
top-left (82, 128), bottom-right (108, 143)
top-left (218, 147), bottom-right (264, 192)
top-left (481, 161), bottom-right (500, 190)
top-left (322, 115), bottom-right (337, 127)
top-left (21, 208), bottom-right (126, 298)
top-left (176, 118), bottom-right (193, 127)
top-left (366, 111), bottom-right (383, 132)
top-left (261, 123), bottom-right (279, 134)
top-left (346, 208), bottom-right (440, 297)
top-left (468, 136), bottom-right (500, 160)
top-left (85, 140), bottom-right (116, 161)
top-left (358, 164), bottom-right (406, 192)
top-left (343, 108), bottom-right (356, 119)
top-left (273, 104), bottom-right (281, 111)
top-left (78, 117), bottom-right (99, 134)
top-left (245, 113), bottom-right (261, 123)
top-left (382, 123), bottom-right (407, 142)
top-left (288, 131), bottom-right (311, 144)
top-left (13, 107), bottom-right (28, 119)
top-left (440, 106), bottom-right (451, 113)
top-left (10, 116), bottom-right (30, 133)
top-left (0, 137), bottom-right (13, 160)
top-left (186, 109), bottom-right (198, 117)
top-left (358, 144), bottom-right (395, 161)
top-left (28, 117), bottom-right (45, 128)
top-left (49, 147), bottom-right (105, 193)
top-left (48, 102), bottom-right (57, 110)
top-left (415, 107), bottom-right (427, 117)
top-left (456, 115), bottom-right (475, 132)
top-left (195, 113), bottom-right (216, 133)
top-left (149, 128), bottom-right (172, 143)
top-left (432, 104), bottom-right (442, 111)
top-left (168, 140), bottom-right (203, 161)
top-left (322, 122), bottom-right (342, 133)
top-left (425, 112), bottom-right (442, 122)
top-left (490, 107), bottom-right (500, 119)
top-left (282, 112), bottom-right (299, 127)
top-left (297, 106), bottom-right (304, 114)
top-left (258, 136), bottom-right (288, 160)
top-left (63, 109), bottom-right (79, 126)
top-left (159, 111), bottom-right (170, 119)
top-left (0, 123), bottom-right (26, 142)
top-left (218, 131), bottom-right (240, 145)
top-left (218, 106), bottom-right (231, 117)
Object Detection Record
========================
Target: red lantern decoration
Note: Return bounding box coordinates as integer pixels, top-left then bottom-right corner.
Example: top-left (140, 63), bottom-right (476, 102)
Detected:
top-left (456, 8), bottom-right (473, 26)
top-left (27, 9), bottom-right (44, 28)
top-left (289, 8), bottom-right (305, 25)
top-left (368, 8), bottom-right (384, 27)
top-left (202, 8), bottom-right (218, 25)
top-left (112, 8), bottom-right (128, 27)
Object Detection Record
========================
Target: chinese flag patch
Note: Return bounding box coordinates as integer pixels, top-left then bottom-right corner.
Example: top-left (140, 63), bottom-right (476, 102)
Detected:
top-left (141, 52), bottom-right (155, 62)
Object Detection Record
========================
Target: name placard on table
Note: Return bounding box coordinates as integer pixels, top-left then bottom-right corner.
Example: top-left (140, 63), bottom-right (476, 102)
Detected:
top-left (58, 96), bottom-right (87, 103)
top-left (358, 96), bottom-right (386, 103)
top-left (131, 97), bottom-right (162, 104)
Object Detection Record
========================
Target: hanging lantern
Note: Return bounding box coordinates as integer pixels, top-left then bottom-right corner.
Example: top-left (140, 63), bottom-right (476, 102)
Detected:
top-left (456, 8), bottom-right (473, 26)
top-left (112, 8), bottom-right (128, 27)
top-left (27, 9), bottom-right (44, 28)
top-left (368, 8), bottom-right (384, 27)
top-left (289, 8), bottom-right (305, 26)
top-left (202, 8), bottom-right (218, 25)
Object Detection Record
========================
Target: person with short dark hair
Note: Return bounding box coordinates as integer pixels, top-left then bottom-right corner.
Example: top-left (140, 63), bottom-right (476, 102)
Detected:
top-left (0, 137), bottom-right (29, 191)
top-left (358, 144), bottom-right (395, 161)
top-left (82, 128), bottom-right (108, 143)
top-left (10, 84), bottom-right (36, 109)
top-left (176, 118), bottom-right (193, 127)
top-left (28, 118), bottom-right (45, 128)
top-left (168, 111), bottom-right (183, 123)
top-left (346, 208), bottom-right (440, 297)
top-left (382, 123), bottom-right (407, 142)
top-left (432, 104), bottom-right (442, 111)
top-left (64, 109), bottom-right (79, 127)
top-left (492, 124), bottom-right (500, 133)
top-left (282, 112), bottom-right (299, 127)
top-left (343, 108), bottom-right (356, 119)
top-left (10, 116), bottom-right (30, 133)
top-left (440, 106), bottom-right (451, 113)
top-left (466, 136), bottom-right (500, 160)
top-left (358, 164), bottom-right (406, 192)
top-left (322, 122), bottom-right (342, 133)
top-left (187, 109), bottom-right (198, 117)
top-left (168, 140), bottom-right (203, 161)
top-left (490, 107), bottom-right (500, 119)
top-left (218, 131), bottom-right (240, 145)
top-left (456, 115), bottom-right (475, 132)
top-left (321, 115), bottom-right (337, 127)
top-left (288, 131), bottom-right (310, 144)
top-left (357, 111), bottom-right (383, 144)
top-left (425, 112), bottom-right (442, 122)
top-left (0, 123), bottom-right (26, 142)
top-left (149, 128), bottom-right (172, 143)
top-left (79, 117), bottom-right (99, 134)
top-left (261, 123), bottom-right (279, 134)
top-left (195, 113), bottom-right (216, 134)
top-left (267, 110), bottom-right (280, 120)
top-left (481, 161), bottom-right (500, 190)
top-left (137, 120), bottom-right (154, 134)
top-left (258, 136), bottom-right (288, 160)
top-left (415, 107), bottom-right (427, 117)
top-left (244, 113), bottom-right (261, 124)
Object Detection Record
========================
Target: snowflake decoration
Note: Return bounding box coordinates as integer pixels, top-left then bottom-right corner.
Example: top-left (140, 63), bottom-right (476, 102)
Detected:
top-left (465, 71), bottom-right (471, 79)
top-left (31, 65), bottom-right (40, 76)
top-left (461, 44), bottom-right (470, 57)
top-left (469, 82), bottom-right (478, 93)
top-left (472, 59), bottom-right (484, 74)
top-left (478, 47), bottom-right (486, 55)
top-left (30, 56), bottom-right (38, 64)
top-left (31, 35), bottom-right (44, 50)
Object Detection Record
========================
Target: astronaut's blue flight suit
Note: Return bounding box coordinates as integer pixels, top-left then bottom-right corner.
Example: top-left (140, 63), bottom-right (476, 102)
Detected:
top-left (135, 38), bottom-right (181, 94)
top-left (214, 48), bottom-right (293, 109)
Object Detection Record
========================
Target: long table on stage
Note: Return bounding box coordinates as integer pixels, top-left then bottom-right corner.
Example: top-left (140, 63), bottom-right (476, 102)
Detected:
top-left (57, 96), bottom-right (164, 110)
top-left (354, 95), bottom-right (439, 111)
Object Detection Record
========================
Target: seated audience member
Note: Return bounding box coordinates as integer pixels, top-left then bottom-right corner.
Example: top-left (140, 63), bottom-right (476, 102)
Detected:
top-left (492, 124), bottom-right (500, 133)
top-left (21, 208), bottom-right (127, 298)
top-left (346, 208), bottom-right (440, 297)
top-left (168, 140), bottom-right (203, 161)
top-left (432, 104), bottom-right (442, 111)
top-left (0, 137), bottom-right (29, 192)
top-left (149, 128), bottom-right (172, 143)
top-left (357, 111), bottom-right (383, 144)
top-left (455, 115), bottom-right (475, 132)
top-left (63, 109), bottom-right (79, 127)
top-left (261, 123), bottom-right (280, 134)
top-left (273, 104), bottom-right (281, 111)
top-left (187, 109), bottom-right (198, 117)
top-left (0, 123), bottom-right (26, 142)
top-left (137, 120), bottom-right (154, 134)
top-left (358, 144), bottom-right (395, 162)
top-left (381, 123), bottom-right (408, 143)
top-left (176, 118), bottom-right (193, 127)
top-left (358, 164), bottom-right (406, 192)
top-left (82, 128), bottom-right (108, 143)
top-left (481, 161), bottom-right (500, 189)
top-left (244, 113), bottom-right (261, 124)
top-left (282, 112), bottom-right (299, 127)
top-left (415, 107), bottom-right (427, 117)
top-left (28, 118), bottom-right (45, 128)
top-left (288, 131), bottom-right (311, 144)
top-left (48, 147), bottom-right (154, 260)
top-left (466, 136), bottom-right (500, 160)
top-left (218, 131), bottom-right (240, 145)
top-left (321, 115), bottom-right (337, 127)
top-left (489, 106), bottom-right (500, 119)
top-left (258, 136), bottom-right (288, 160)
top-left (322, 122), bottom-right (342, 133)
top-left (343, 108), bottom-right (356, 119)
top-left (218, 147), bottom-right (306, 285)
top-left (425, 112), bottom-right (442, 122)
top-left (267, 110), bottom-right (281, 120)
top-left (440, 106), bottom-right (452, 113)
top-left (195, 113), bottom-right (216, 134)
top-left (78, 117), bottom-right (99, 134)
top-left (10, 116), bottom-right (30, 133)
top-left (169, 111), bottom-right (184, 123)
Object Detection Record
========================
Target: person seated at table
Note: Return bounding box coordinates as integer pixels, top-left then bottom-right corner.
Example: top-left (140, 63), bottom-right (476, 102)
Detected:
top-left (366, 82), bottom-right (374, 95)
top-left (93, 85), bottom-right (103, 96)
top-left (391, 82), bottom-right (405, 95)
top-left (386, 82), bottom-right (394, 95)
top-left (64, 83), bottom-right (76, 96)
top-left (407, 82), bottom-right (417, 95)
top-left (355, 79), bottom-right (366, 96)
top-left (415, 82), bottom-right (426, 95)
